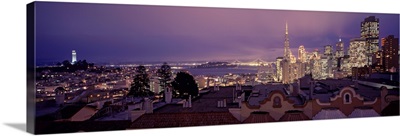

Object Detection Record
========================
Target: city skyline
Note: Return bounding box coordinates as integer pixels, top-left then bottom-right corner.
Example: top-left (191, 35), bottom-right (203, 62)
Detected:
top-left (29, 2), bottom-right (400, 134)
top-left (35, 2), bottom-right (399, 64)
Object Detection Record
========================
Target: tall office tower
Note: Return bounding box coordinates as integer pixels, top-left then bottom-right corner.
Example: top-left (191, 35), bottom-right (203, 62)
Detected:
top-left (361, 16), bottom-right (379, 66)
top-left (348, 38), bottom-right (368, 68)
top-left (320, 56), bottom-right (329, 79)
top-left (335, 38), bottom-right (344, 67)
top-left (282, 22), bottom-right (292, 83)
top-left (324, 45), bottom-right (334, 78)
top-left (382, 35), bottom-right (399, 72)
top-left (324, 45), bottom-right (333, 56)
top-left (335, 38), bottom-right (345, 58)
top-left (372, 50), bottom-right (384, 73)
top-left (276, 57), bottom-right (283, 82)
top-left (72, 50), bottom-right (77, 64)
top-left (282, 59), bottom-right (290, 84)
top-left (298, 45), bottom-right (307, 63)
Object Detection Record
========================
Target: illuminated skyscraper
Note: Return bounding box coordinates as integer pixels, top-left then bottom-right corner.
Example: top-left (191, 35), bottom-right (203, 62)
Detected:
top-left (335, 38), bottom-right (344, 58)
top-left (298, 45), bottom-right (306, 63)
top-left (361, 16), bottom-right (379, 66)
top-left (345, 38), bottom-right (367, 75)
top-left (72, 50), bottom-right (77, 64)
top-left (282, 22), bottom-right (293, 84)
top-left (324, 45), bottom-right (334, 78)
top-left (276, 57), bottom-right (283, 82)
top-left (382, 35), bottom-right (399, 72)
top-left (334, 38), bottom-right (344, 69)
top-left (324, 45), bottom-right (333, 56)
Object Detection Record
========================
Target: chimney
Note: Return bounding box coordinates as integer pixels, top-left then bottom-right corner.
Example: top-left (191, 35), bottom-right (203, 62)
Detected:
top-left (165, 87), bottom-right (172, 104)
top-left (223, 99), bottom-right (227, 107)
top-left (236, 82), bottom-right (239, 90)
top-left (96, 101), bottom-right (101, 110)
top-left (310, 81), bottom-right (314, 100)
top-left (232, 89), bottom-right (235, 102)
top-left (55, 92), bottom-right (65, 106)
top-left (143, 98), bottom-right (153, 113)
top-left (238, 93), bottom-right (245, 108)
top-left (183, 100), bottom-right (187, 108)
top-left (188, 95), bottom-right (192, 108)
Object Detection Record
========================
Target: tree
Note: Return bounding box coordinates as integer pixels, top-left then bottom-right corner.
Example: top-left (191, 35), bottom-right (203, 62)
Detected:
top-left (172, 71), bottom-right (199, 99)
top-left (128, 65), bottom-right (153, 97)
top-left (62, 60), bottom-right (72, 68)
top-left (157, 62), bottom-right (173, 94)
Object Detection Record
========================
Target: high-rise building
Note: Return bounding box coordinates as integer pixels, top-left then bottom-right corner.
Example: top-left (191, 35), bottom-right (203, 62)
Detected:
top-left (282, 59), bottom-right (290, 84)
top-left (334, 38), bottom-right (344, 69)
top-left (324, 45), bottom-right (334, 78)
top-left (382, 35), bottom-right (399, 72)
top-left (276, 57), bottom-right (283, 82)
top-left (324, 45), bottom-right (333, 56)
top-left (361, 16), bottom-right (379, 66)
top-left (335, 38), bottom-right (344, 58)
top-left (72, 50), bottom-right (77, 64)
top-left (372, 50), bottom-right (384, 73)
top-left (281, 22), bottom-right (294, 84)
top-left (298, 45), bottom-right (307, 63)
top-left (347, 38), bottom-right (368, 75)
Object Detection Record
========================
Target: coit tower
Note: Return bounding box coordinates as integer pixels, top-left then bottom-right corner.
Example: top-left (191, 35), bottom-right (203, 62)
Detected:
top-left (72, 50), bottom-right (77, 64)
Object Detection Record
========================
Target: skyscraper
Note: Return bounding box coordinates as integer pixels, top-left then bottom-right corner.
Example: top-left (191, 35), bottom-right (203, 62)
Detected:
top-left (324, 45), bottom-right (334, 78)
top-left (72, 50), bottom-right (77, 64)
top-left (334, 38), bottom-right (345, 72)
top-left (298, 45), bottom-right (306, 63)
top-left (335, 38), bottom-right (344, 58)
top-left (276, 57), bottom-right (283, 82)
top-left (282, 22), bottom-right (293, 84)
top-left (361, 16), bottom-right (379, 66)
top-left (382, 35), bottom-right (399, 72)
top-left (346, 38), bottom-right (368, 75)
top-left (324, 45), bottom-right (333, 56)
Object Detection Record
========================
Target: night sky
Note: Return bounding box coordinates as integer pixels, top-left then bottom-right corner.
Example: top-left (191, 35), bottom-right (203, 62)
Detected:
top-left (35, 2), bottom-right (399, 64)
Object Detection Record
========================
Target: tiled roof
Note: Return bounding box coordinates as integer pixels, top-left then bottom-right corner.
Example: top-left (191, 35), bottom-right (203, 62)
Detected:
top-left (130, 112), bottom-right (240, 129)
top-left (348, 108), bottom-right (380, 118)
top-left (313, 108), bottom-right (347, 120)
top-left (243, 111), bottom-right (276, 123)
top-left (279, 110), bottom-right (310, 121)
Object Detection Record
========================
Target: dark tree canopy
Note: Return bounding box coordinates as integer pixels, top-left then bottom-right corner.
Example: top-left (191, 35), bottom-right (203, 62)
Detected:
top-left (128, 65), bottom-right (153, 97)
top-left (157, 62), bottom-right (173, 93)
top-left (172, 71), bottom-right (199, 99)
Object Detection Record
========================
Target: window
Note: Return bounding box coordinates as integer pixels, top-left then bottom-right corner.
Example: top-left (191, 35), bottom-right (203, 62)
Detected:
top-left (273, 97), bottom-right (282, 108)
top-left (344, 93), bottom-right (352, 104)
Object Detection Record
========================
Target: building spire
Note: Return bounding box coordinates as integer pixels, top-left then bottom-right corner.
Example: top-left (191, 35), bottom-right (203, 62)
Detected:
top-left (285, 21), bottom-right (288, 35)
top-left (284, 21), bottom-right (291, 60)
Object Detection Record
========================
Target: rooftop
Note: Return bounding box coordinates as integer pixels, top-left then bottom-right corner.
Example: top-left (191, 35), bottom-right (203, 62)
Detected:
top-left (154, 86), bottom-right (244, 113)
top-left (130, 112), bottom-right (240, 129)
